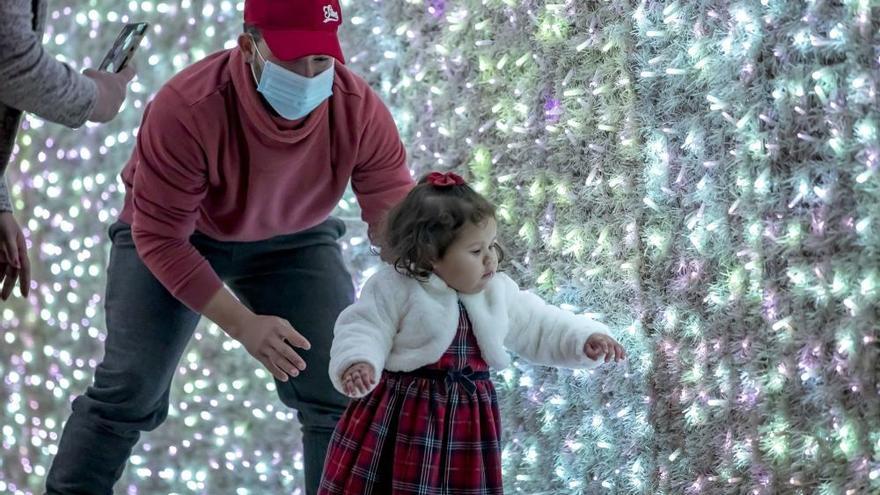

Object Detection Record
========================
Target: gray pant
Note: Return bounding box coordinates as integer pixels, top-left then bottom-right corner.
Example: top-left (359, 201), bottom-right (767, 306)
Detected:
top-left (45, 218), bottom-right (354, 495)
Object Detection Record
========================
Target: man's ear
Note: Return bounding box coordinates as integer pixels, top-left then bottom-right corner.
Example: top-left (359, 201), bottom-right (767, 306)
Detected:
top-left (237, 34), bottom-right (256, 63)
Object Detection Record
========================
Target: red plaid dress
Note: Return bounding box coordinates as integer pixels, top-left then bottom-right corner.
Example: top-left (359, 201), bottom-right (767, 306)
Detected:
top-left (319, 302), bottom-right (503, 494)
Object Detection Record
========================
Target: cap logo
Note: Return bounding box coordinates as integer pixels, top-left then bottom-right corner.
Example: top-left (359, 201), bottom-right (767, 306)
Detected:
top-left (323, 5), bottom-right (340, 23)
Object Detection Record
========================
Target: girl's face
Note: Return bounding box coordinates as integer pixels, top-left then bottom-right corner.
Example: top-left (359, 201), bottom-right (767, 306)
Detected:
top-left (432, 217), bottom-right (499, 294)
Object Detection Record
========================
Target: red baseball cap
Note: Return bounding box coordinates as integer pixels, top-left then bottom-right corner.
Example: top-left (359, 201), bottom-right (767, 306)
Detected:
top-left (244, 0), bottom-right (345, 63)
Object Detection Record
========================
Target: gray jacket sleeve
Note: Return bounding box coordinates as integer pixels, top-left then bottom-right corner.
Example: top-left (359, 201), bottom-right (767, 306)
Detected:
top-left (0, 0), bottom-right (98, 127)
top-left (0, 178), bottom-right (11, 212)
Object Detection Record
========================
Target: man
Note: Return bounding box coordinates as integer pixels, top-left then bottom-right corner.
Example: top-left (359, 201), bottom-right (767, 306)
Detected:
top-left (0, 0), bottom-right (136, 300)
top-left (45, 0), bottom-right (414, 493)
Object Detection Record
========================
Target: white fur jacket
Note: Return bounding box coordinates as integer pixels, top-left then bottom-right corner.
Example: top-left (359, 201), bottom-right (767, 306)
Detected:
top-left (329, 265), bottom-right (611, 397)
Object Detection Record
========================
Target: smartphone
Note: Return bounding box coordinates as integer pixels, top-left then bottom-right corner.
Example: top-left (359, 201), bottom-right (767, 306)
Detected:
top-left (98, 22), bottom-right (149, 73)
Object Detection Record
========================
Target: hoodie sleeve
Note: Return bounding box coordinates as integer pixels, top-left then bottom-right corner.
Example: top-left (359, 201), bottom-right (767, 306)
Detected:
top-left (129, 87), bottom-right (220, 312)
top-left (349, 87), bottom-right (414, 246)
top-left (500, 274), bottom-right (611, 369)
top-left (329, 267), bottom-right (402, 397)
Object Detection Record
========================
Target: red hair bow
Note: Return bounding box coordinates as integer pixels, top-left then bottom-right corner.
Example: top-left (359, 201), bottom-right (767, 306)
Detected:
top-left (426, 171), bottom-right (465, 187)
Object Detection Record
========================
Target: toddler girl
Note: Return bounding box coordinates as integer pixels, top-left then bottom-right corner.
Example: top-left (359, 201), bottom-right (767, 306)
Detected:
top-left (319, 171), bottom-right (625, 494)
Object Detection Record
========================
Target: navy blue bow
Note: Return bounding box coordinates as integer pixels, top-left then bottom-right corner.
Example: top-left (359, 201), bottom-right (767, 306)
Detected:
top-left (445, 366), bottom-right (485, 394)
top-left (401, 366), bottom-right (491, 395)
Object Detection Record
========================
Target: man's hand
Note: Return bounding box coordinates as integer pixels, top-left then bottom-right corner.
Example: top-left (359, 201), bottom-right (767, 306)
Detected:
top-left (342, 362), bottom-right (376, 397)
top-left (232, 313), bottom-right (311, 382)
top-left (0, 212), bottom-right (30, 301)
top-left (203, 288), bottom-right (311, 382)
top-left (584, 333), bottom-right (626, 363)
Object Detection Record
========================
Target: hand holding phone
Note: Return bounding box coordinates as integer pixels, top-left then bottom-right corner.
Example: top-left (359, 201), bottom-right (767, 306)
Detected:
top-left (98, 23), bottom-right (149, 73)
top-left (83, 23), bottom-right (146, 123)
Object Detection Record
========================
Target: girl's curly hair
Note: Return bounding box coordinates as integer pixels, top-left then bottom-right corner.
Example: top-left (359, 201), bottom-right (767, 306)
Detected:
top-left (380, 173), bottom-right (505, 280)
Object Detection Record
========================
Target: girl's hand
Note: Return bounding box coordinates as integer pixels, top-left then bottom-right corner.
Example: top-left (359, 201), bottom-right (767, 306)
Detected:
top-left (342, 362), bottom-right (376, 397)
top-left (584, 334), bottom-right (626, 363)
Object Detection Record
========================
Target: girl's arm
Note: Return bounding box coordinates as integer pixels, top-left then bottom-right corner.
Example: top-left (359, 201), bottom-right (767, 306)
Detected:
top-left (500, 274), bottom-right (611, 369)
top-left (329, 267), bottom-right (401, 395)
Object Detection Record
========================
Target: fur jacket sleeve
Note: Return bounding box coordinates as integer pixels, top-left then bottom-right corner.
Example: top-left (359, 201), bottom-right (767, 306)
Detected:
top-left (329, 265), bottom-right (612, 397)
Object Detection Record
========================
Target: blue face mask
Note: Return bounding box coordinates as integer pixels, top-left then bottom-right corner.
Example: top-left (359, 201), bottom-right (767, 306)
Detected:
top-left (251, 43), bottom-right (334, 121)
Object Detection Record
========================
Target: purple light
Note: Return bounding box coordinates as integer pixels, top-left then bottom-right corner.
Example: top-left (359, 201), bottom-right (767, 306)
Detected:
top-left (672, 258), bottom-right (705, 293)
top-left (750, 463), bottom-right (772, 490)
top-left (810, 206), bottom-right (828, 236)
top-left (738, 386), bottom-right (759, 409)
top-left (544, 96), bottom-right (563, 123)
top-left (762, 286), bottom-right (779, 321)
top-left (797, 344), bottom-right (823, 382)
top-left (428, 0), bottom-right (446, 18)
top-left (538, 203), bottom-right (556, 244)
